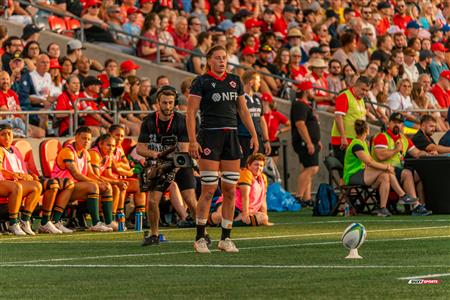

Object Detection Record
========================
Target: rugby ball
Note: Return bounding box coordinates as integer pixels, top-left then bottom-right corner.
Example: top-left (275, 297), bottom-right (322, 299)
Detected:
top-left (341, 223), bottom-right (366, 250)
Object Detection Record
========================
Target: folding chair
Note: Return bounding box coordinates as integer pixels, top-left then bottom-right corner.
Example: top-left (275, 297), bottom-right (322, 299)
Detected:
top-left (12, 139), bottom-right (40, 177)
top-left (63, 138), bottom-right (75, 148)
top-left (324, 156), bottom-right (379, 215)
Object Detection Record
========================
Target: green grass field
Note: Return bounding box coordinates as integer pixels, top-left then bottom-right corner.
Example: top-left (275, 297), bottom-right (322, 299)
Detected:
top-left (0, 210), bottom-right (449, 299)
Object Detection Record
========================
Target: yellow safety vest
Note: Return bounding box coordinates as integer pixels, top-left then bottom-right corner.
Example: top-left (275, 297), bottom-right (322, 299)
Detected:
top-left (331, 89), bottom-right (366, 141)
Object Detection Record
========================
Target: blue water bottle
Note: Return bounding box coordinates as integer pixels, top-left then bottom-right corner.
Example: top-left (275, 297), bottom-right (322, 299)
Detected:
top-left (117, 212), bottom-right (125, 232)
top-left (344, 203), bottom-right (350, 217)
top-left (135, 212), bottom-right (143, 232)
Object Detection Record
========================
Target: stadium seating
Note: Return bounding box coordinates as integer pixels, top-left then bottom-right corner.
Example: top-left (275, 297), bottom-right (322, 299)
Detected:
top-left (63, 138), bottom-right (75, 148)
top-left (12, 140), bottom-right (40, 177)
top-left (121, 138), bottom-right (137, 156)
top-left (39, 139), bottom-right (62, 178)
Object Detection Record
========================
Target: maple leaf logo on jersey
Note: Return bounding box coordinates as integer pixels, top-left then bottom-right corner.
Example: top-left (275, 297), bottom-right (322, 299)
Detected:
top-left (211, 82), bottom-right (216, 88)
top-left (229, 81), bottom-right (236, 88)
top-left (203, 148), bottom-right (211, 156)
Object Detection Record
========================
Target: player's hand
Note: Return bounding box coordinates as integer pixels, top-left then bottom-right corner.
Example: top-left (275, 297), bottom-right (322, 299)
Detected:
top-left (318, 141), bottom-right (323, 151)
top-left (386, 165), bottom-right (395, 174)
top-left (395, 140), bottom-right (403, 153)
top-left (307, 143), bottom-right (315, 155)
top-left (263, 141), bottom-right (271, 155)
top-left (23, 174), bottom-right (34, 181)
top-left (189, 141), bottom-right (202, 159)
top-left (340, 137), bottom-right (348, 149)
top-left (250, 135), bottom-right (259, 154)
top-left (242, 214), bottom-right (251, 224)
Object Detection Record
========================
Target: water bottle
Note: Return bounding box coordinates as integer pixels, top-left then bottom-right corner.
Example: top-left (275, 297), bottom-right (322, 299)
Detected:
top-left (135, 211), bottom-right (143, 232)
top-left (46, 119), bottom-right (55, 136)
top-left (344, 202), bottom-right (350, 217)
top-left (117, 212), bottom-right (125, 232)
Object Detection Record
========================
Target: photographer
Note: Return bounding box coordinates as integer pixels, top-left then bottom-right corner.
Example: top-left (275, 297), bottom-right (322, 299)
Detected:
top-left (137, 86), bottom-right (197, 246)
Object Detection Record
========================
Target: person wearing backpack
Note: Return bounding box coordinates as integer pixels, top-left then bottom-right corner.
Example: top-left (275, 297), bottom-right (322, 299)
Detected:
top-left (290, 81), bottom-right (321, 207)
top-left (343, 120), bottom-right (418, 217)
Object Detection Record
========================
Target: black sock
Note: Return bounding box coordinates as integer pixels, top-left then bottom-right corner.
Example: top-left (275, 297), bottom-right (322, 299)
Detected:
top-left (196, 224), bottom-right (206, 241)
top-left (221, 227), bottom-right (231, 240)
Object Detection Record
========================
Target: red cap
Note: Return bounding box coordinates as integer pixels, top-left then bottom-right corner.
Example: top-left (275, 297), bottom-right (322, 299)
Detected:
top-left (431, 42), bottom-right (448, 52)
top-left (440, 70), bottom-right (450, 81)
top-left (49, 59), bottom-right (61, 70)
top-left (140, 0), bottom-right (156, 4)
top-left (127, 7), bottom-right (139, 15)
top-left (245, 18), bottom-right (263, 29)
top-left (297, 81), bottom-right (313, 92)
top-left (260, 92), bottom-right (273, 103)
top-left (85, 0), bottom-right (101, 9)
top-left (120, 59), bottom-right (140, 72)
top-left (242, 46), bottom-right (256, 56)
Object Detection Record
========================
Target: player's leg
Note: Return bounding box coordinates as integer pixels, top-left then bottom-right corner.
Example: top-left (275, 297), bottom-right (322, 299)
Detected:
top-left (19, 180), bottom-right (43, 235)
top-left (98, 182), bottom-right (114, 227)
top-left (142, 190), bottom-right (163, 246)
top-left (0, 181), bottom-right (24, 235)
top-left (38, 179), bottom-right (63, 234)
top-left (125, 178), bottom-right (146, 218)
top-left (51, 178), bottom-right (75, 233)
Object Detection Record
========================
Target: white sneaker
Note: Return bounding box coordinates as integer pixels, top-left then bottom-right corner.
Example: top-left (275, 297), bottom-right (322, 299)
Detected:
top-left (106, 221), bottom-right (118, 231)
top-left (54, 221), bottom-right (73, 233)
top-left (9, 223), bottom-right (26, 236)
top-left (20, 220), bottom-right (35, 236)
top-left (90, 222), bottom-right (113, 232)
top-left (218, 238), bottom-right (239, 253)
top-left (38, 222), bottom-right (62, 234)
top-left (194, 238), bottom-right (211, 254)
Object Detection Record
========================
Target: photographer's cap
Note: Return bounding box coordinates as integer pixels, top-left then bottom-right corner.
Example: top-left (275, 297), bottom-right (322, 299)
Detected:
top-left (389, 112), bottom-right (405, 123)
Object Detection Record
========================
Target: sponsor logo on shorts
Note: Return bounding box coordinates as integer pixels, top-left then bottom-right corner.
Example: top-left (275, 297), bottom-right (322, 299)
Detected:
top-left (203, 148), bottom-right (211, 156)
top-left (229, 81), bottom-right (236, 88)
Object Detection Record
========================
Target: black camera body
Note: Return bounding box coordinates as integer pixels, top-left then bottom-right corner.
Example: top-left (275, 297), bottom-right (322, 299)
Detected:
top-left (139, 135), bottom-right (194, 192)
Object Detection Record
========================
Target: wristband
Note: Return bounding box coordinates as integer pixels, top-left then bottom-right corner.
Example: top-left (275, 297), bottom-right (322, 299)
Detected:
top-left (263, 140), bottom-right (269, 143)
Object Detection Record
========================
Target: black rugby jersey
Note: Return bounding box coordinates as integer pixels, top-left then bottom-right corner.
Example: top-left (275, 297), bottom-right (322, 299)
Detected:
top-left (138, 111), bottom-right (188, 152)
top-left (237, 93), bottom-right (262, 137)
top-left (190, 71), bottom-right (244, 129)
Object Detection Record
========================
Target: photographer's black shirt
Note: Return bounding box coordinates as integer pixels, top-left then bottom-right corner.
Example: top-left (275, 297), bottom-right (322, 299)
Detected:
top-left (138, 111), bottom-right (188, 152)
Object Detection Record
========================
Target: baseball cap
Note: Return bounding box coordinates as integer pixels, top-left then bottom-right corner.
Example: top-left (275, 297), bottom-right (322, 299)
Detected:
top-left (67, 39), bottom-right (85, 51)
top-left (263, 8), bottom-right (274, 15)
top-left (442, 24), bottom-right (450, 33)
top-left (84, 75), bottom-right (102, 87)
top-left (406, 21), bottom-right (421, 30)
top-left (297, 81), bottom-right (313, 92)
top-left (0, 123), bottom-right (13, 131)
top-left (85, 0), bottom-right (101, 9)
top-left (21, 24), bottom-right (42, 40)
top-left (389, 112), bottom-right (405, 123)
top-left (431, 42), bottom-right (448, 52)
top-left (260, 92), bottom-right (273, 103)
top-left (440, 70), bottom-right (450, 81)
top-left (140, 0), bottom-right (156, 4)
top-left (326, 10), bottom-right (339, 19)
top-left (49, 59), bottom-right (61, 69)
top-left (120, 59), bottom-right (140, 72)
top-left (242, 46), bottom-right (256, 56)
top-left (236, 9), bottom-right (253, 18)
top-left (127, 7), bottom-right (139, 15)
top-left (283, 5), bottom-right (296, 13)
top-left (419, 50), bottom-right (434, 60)
top-left (11, 51), bottom-right (23, 61)
top-left (245, 18), bottom-right (263, 29)
top-left (309, 2), bottom-right (321, 12)
top-left (259, 44), bottom-right (273, 53)
top-left (218, 20), bottom-right (235, 31)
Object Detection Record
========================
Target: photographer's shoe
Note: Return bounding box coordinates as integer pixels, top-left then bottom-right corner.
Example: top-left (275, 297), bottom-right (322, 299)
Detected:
top-left (142, 234), bottom-right (160, 246)
top-left (218, 238), bottom-right (239, 253)
top-left (194, 238), bottom-right (211, 254)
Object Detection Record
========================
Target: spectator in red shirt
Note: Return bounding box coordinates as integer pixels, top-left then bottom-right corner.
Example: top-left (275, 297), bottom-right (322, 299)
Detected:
top-left (305, 58), bottom-right (334, 112)
top-left (393, 0), bottom-right (412, 31)
top-left (171, 16), bottom-right (196, 58)
top-left (120, 59), bottom-right (140, 78)
top-left (0, 71), bottom-right (44, 138)
top-left (288, 47), bottom-right (308, 83)
top-left (207, 0), bottom-right (225, 26)
top-left (97, 59), bottom-right (118, 95)
top-left (137, 13), bottom-right (160, 62)
top-left (55, 75), bottom-right (83, 136)
top-left (430, 70), bottom-right (450, 108)
top-left (79, 76), bottom-right (113, 134)
top-left (262, 92), bottom-right (291, 161)
top-left (272, 2), bottom-right (295, 38)
top-left (376, 2), bottom-right (393, 36)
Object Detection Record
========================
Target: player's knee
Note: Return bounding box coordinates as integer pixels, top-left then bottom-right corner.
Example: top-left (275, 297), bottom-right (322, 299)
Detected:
top-left (89, 183), bottom-right (100, 194)
top-left (34, 181), bottom-right (43, 193)
top-left (46, 178), bottom-right (60, 191)
top-left (380, 172), bottom-right (390, 182)
top-left (63, 178), bottom-right (75, 191)
top-left (200, 171), bottom-right (219, 186)
top-left (221, 171), bottom-right (240, 186)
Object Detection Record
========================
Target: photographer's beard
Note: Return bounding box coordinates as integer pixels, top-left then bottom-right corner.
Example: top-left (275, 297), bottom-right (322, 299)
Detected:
top-left (160, 109), bottom-right (173, 118)
top-left (392, 125), bottom-right (400, 135)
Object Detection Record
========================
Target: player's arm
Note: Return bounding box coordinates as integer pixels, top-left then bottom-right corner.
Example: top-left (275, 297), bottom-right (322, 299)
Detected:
top-left (260, 117), bottom-right (271, 155)
top-left (65, 161), bottom-right (96, 183)
top-left (237, 95), bottom-right (259, 152)
top-left (186, 95), bottom-right (200, 144)
top-left (424, 143), bottom-right (450, 154)
top-left (0, 152), bottom-right (22, 181)
top-left (239, 184), bottom-right (251, 224)
top-left (136, 143), bottom-right (160, 159)
top-left (112, 160), bottom-right (134, 177)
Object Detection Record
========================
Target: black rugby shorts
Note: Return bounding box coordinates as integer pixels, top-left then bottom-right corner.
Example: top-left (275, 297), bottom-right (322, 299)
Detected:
top-left (198, 129), bottom-right (242, 161)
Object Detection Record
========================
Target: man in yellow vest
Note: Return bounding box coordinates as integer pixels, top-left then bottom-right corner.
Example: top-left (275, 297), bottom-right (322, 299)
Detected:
top-left (372, 112), bottom-right (434, 216)
top-left (331, 76), bottom-right (371, 164)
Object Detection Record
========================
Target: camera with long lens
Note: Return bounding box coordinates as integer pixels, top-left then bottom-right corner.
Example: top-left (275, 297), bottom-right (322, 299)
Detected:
top-left (139, 135), bottom-right (194, 192)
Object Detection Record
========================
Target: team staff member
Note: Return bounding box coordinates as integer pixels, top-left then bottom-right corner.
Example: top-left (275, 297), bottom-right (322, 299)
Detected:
top-left (331, 76), bottom-right (372, 165)
top-left (371, 113), bottom-right (433, 216)
top-left (411, 115), bottom-right (450, 153)
top-left (238, 70), bottom-right (271, 167)
top-left (51, 127), bottom-right (113, 232)
top-left (137, 86), bottom-right (198, 246)
top-left (187, 45), bottom-right (259, 254)
top-left (291, 81), bottom-right (322, 207)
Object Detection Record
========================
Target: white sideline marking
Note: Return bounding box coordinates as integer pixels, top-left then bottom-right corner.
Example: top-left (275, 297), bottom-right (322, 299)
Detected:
top-left (398, 273), bottom-right (450, 280)
top-left (1, 264), bottom-right (449, 269)
top-left (2, 234), bottom-right (449, 266)
top-left (1, 225), bottom-right (448, 244)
